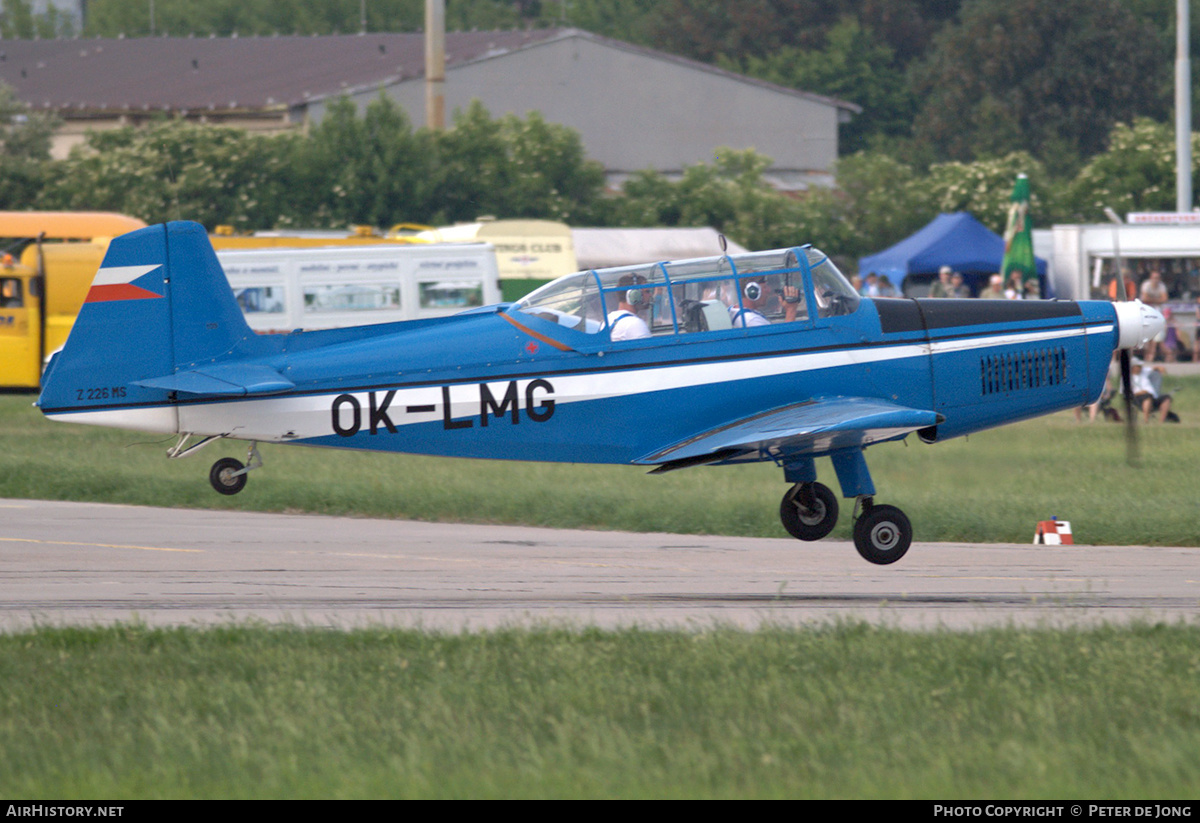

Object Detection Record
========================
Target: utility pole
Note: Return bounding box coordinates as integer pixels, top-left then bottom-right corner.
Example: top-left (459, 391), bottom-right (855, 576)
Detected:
top-left (1177, 0), bottom-right (1193, 212)
top-left (425, 0), bottom-right (445, 130)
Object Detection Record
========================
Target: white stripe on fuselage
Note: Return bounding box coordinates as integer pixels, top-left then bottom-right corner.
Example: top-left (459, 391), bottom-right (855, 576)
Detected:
top-left (45, 323), bottom-right (1114, 439)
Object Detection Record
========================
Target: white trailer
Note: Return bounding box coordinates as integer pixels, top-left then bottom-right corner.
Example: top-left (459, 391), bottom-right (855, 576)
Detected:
top-left (216, 243), bottom-right (502, 333)
top-left (1046, 220), bottom-right (1200, 354)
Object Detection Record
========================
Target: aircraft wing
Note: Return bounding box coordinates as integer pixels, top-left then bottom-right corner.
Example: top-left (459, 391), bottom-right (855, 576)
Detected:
top-left (635, 397), bottom-right (942, 472)
top-left (131, 363), bottom-right (294, 397)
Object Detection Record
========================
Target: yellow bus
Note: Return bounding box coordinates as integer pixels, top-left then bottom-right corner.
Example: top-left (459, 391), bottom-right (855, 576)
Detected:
top-left (0, 212), bottom-right (147, 389)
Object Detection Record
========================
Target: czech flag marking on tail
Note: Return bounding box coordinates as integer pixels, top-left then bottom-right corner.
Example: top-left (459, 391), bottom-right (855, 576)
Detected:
top-left (84, 264), bottom-right (164, 303)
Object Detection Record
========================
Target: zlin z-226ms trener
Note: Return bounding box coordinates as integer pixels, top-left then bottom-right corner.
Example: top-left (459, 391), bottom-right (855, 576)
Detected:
top-left (38, 222), bottom-right (1163, 564)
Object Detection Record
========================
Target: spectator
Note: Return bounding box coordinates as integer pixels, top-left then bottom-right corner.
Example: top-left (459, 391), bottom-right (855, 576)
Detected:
top-left (1130, 359), bottom-right (1173, 423)
top-left (1004, 270), bottom-right (1024, 299)
top-left (949, 271), bottom-right (970, 298)
top-left (929, 266), bottom-right (953, 298)
top-left (979, 273), bottom-right (1005, 299)
top-left (1107, 270), bottom-right (1136, 300)
top-left (1193, 300), bottom-right (1200, 364)
top-left (861, 272), bottom-right (881, 297)
top-left (876, 275), bottom-right (897, 297)
top-left (1140, 269), bottom-right (1169, 361)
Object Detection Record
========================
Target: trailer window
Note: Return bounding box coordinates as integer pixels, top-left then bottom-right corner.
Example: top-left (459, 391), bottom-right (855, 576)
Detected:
top-left (0, 278), bottom-right (22, 308)
top-left (304, 283), bottom-right (401, 313)
top-left (419, 280), bottom-right (484, 310)
top-left (234, 286), bottom-right (286, 315)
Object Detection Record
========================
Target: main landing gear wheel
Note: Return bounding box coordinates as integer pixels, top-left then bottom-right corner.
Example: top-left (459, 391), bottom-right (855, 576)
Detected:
top-left (209, 457), bottom-right (248, 496)
top-left (852, 502), bottom-right (912, 565)
top-left (780, 482), bottom-right (839, 541)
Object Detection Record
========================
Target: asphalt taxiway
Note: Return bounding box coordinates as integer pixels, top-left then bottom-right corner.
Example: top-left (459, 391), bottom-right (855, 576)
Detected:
top-left (2, 498), bottom-right (1197, 631)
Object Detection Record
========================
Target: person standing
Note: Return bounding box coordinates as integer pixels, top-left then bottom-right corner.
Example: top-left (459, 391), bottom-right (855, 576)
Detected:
top-left (979, 274), bottom-right (1005, 299)
top-left (1140, 269), bottom-right (1169, 361)
top-left (929, 266), bottom-right (953, 297)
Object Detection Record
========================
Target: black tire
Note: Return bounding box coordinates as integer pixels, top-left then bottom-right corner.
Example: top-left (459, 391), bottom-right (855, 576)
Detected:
top-left (852, 504), bottom-right (912, 565)
top-left (780, 482), bottom-right (839, 541)
top-left (209, 457), bottom-right (247, 496)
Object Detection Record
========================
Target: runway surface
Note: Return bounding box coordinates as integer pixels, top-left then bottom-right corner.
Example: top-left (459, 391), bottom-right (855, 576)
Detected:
top-left (2, 498), bottom-right (1198, 631)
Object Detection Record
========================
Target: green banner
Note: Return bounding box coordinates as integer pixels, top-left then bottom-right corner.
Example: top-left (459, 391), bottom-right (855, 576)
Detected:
top-left (1000, 174), bottom-right (1037, 294)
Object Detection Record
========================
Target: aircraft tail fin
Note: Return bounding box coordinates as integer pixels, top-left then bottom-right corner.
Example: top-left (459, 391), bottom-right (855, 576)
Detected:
top-left (38, 221), bottom-right (275, 425)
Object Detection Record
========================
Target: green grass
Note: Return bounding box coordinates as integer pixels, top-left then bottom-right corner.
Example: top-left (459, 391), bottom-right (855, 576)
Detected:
top-left (3, 380), bottom-right (1200, 545)
top-left (1, 623), bottom-right (1198, 799)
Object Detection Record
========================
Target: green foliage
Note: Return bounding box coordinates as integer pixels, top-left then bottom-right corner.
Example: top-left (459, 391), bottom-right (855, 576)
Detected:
top-left (29, 96), bottom-right (605, 231)
top-left (428, 101), bottom-right (606, 225)
top-left (818, 150), bottom-right (933, 257)
top-left (1059, 118), bottom-right (1200, 223)
top-left (82, 0), bottom-right (423, 37)
top-left (924, 152), bottom-right (1050, 233)
top-left (37, 120), bottom-right (299, 229)
top-left (608, 148), bottom-right (824, 251)
top-left (288, 95), bottom-right (437, 228)
top-left (721, 17), bottom-right (916, 154)
top-left (0, 81), bottom-right (58, 209)
top-left (909, 0), bottom-right (1168, 166)
top-left (0, 0), bottom-right (75, 37)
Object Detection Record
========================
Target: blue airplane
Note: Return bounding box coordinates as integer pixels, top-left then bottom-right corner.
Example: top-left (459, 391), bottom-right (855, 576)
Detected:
top-left (37, 221), bottom-right (1164, 564)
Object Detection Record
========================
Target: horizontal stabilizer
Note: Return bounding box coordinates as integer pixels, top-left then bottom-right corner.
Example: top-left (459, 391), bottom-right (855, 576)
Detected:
top-left (132, 364), bottom-right (294, 397)
top-left (636, 397), bottom-right (942, 471)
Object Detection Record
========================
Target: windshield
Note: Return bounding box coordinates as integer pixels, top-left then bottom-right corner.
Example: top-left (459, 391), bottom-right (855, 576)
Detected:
top-left (804, 249), bottom-right (860, 317)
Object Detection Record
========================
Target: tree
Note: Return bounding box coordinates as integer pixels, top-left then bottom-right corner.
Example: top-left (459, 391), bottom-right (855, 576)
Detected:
top-left (0, 81), bottom-right (58, 209)
top-left (38, 120), bottom-right (298, 229)
top-left (924, 152), bottom-right (1050, 234)
top-left (722, 17), bottom-right (915, 154)
top-left (426, 100), bottom-right (605, 225)
top-left (1, 0), bottom-right (75, 38)
top-left (290, 95), bottom-right (436, 228)
top-left (1058, 118), bottom-right (1200, 221)
top-left (827, 150), bottom-right (934, 257)
top-left (909, 0), bottom-right (1168, 168)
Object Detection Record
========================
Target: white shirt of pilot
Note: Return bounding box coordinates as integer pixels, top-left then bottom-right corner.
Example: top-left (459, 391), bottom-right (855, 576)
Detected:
top-left (729, 306), bottom-right (769, 327)
top-left (607, 309), bottom-right (650, 340)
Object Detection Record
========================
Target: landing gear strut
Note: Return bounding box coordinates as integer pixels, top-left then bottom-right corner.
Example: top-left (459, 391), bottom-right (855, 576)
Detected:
top-left (779, 482), bottom-right (839, 541)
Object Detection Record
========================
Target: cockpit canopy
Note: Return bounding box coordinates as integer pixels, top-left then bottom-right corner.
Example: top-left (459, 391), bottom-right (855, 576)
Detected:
top-left (512, 246), bottom-right (859, 337)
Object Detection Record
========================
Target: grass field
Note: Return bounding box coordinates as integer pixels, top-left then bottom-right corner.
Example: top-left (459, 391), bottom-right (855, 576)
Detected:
top-left (2, 623), bottom-right (1198, 799)
top-left (3, 379), bottom-right (1200, 545)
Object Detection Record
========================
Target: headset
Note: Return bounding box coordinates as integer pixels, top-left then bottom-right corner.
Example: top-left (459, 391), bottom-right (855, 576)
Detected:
top-left (743, 281), bottom-right (762, 302)
top-left (625, 287), bottom-right (647, 306)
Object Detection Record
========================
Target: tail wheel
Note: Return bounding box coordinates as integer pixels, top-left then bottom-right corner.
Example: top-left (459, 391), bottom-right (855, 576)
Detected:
top-left (852, 504), bottom-right (912, 565)
top-left (209, 457), bottom-right (248, 496)
top-left (780, 482), bottom-right (839, 541)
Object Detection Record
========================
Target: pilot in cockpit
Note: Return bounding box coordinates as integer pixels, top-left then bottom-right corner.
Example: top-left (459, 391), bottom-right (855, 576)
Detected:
top-left (606, 273), bottom-right (652, 341)
top-left (729, 276), bottom-right (802, 327)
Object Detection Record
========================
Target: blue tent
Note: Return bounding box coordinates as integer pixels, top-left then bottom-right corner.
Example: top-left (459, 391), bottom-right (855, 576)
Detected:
top-left (856, 212), bottom-right (1047, 296)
